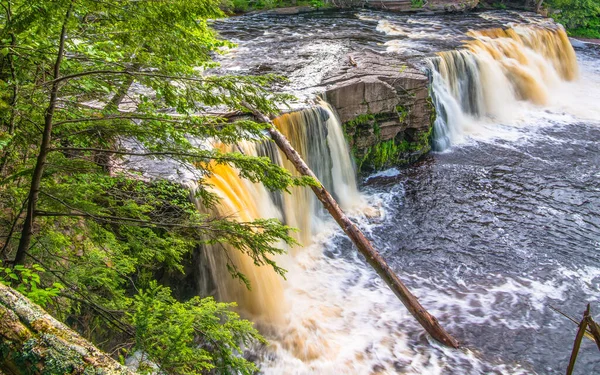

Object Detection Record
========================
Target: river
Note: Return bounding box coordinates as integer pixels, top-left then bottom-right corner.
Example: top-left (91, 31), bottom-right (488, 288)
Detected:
top-left (207, 9), bottom-right (600, 374)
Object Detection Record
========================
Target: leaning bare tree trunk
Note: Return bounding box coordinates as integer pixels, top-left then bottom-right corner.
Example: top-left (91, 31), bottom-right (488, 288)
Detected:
top-left (244, 103), bottom-right (459, 348)
top-left (0, 283), bottom-right (133, 375)
top-left (535, 0), bottom-right (544, 13)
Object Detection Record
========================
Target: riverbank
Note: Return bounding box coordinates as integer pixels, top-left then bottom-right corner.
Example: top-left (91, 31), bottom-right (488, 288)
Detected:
top-left (223, 0), bottom-right (479, 16)
top-left (575, 37), bottom-right (600, 45)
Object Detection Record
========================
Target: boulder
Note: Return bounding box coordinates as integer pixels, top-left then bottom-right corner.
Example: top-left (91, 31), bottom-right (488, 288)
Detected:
top-left (366, 0), bottom-right (479, 12)
top-left (323, 51), bottom-right (433, 172)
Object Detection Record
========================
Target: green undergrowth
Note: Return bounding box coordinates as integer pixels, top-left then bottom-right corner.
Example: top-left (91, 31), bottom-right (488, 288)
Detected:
top-left (411, 0), bottom-right (424, 9)
top-left (568, 24), bottom-right (600, 39)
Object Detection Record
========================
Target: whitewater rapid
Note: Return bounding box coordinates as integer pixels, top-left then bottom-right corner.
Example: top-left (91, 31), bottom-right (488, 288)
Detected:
top-left (207, 10), bottom-right (600, 374)
top-left (257, 32), bottom-right (600, 375)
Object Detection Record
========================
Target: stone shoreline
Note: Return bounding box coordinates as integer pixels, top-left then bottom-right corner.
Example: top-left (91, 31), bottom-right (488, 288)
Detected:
top-left (574, 37), bottom-right (600, 45)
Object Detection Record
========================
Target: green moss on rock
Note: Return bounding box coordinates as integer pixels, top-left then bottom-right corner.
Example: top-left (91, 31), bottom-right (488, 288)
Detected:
top-left (343, 109), bottom-right (433, 173)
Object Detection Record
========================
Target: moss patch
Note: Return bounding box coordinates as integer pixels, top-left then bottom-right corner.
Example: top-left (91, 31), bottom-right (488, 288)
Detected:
top-left (396, 105), bottom-right (408, 123)
top-left (343, 107), bottom-right (432, 173)
top-left (356, 140), bottom-right (400, 171)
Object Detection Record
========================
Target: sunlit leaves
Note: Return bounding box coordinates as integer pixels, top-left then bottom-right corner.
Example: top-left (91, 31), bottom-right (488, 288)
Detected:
top-left (549, 0), bottom-right (600, 37)
top-left (0, 262), bottom-right (65, 307)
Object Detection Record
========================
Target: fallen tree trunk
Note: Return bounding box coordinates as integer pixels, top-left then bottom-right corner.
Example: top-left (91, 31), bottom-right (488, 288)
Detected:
top-left (0, 283), bottom-right (133, 375)
top-left (245, 103), bottom-right (460, 348)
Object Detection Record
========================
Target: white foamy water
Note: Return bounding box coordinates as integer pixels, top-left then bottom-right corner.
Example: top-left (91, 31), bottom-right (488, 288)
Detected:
top-left (426, 24), bottom-right (600, 151)
top-left (207, 10), bottom-right (600, 374)
top-left (437, 57), bottom-right (600, 150)
top-left (255, 182), bottom-right (600, 374)
top-left (377, 19), bottom-right (455, 41)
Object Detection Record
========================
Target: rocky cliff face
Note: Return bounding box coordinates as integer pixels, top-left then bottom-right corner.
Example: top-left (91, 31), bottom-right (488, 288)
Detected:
top-left (322, 51), bottom-right (433, 173)
top-left (365, 0), bottom-right (479, 13)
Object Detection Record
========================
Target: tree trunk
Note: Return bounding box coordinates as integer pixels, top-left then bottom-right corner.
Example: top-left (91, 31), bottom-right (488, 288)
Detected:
top-left (14, 2), bottom-right (73, 265)
top-left (93, 72), bottom-right (136, 174)
top-left (535, 0), bottom-right (543, 13)
top-left (244, 103), bottom-right (460, 348)
top-left (0, 1), bottom-right (19, 177)
top-left (566, 305), bottom-right (591, 375)
top-left (0, 283), bottom-right (133, 375)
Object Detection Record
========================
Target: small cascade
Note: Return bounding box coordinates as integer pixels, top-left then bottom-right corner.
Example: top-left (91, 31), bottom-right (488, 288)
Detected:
top-left (274, 101), bottom-right (360, 246)
top-left (428, 25), bottom-right (579, 150)
top-left (193, 101), bottom-right (360, 330)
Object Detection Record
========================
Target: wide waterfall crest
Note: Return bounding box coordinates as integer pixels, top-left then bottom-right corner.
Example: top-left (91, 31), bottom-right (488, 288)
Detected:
top-left (428, 25), bottom-right (579, 150)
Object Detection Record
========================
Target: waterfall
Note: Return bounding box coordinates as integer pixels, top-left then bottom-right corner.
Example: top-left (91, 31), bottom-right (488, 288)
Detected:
top-left (274, 101), bottom-right (360, 246)
top-left (193, 157), bottom-right (288, 324)
top-left (428, 25), bottom-right (579, 150)
top-left (191, 101), bottom-right (360, 328)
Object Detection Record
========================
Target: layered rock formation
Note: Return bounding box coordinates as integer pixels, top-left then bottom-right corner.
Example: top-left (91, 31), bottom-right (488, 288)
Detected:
top-left (366, 0), bottom-right (479, 13)
top-left (322, 51), bottom-right (433, 172)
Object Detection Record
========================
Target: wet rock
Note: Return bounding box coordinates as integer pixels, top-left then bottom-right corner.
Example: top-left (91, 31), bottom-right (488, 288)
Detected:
top-left (366, 0), bottom-right (479, 13)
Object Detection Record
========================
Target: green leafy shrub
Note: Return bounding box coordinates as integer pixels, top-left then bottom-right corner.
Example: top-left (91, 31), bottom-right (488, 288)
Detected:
top-left (0, 263), bottom-right (64, 307)
top-left (411, 0), bottom-right (424, 8)
top-left (548, 0), bottom-right (600, 37)
top-left (130, 282), bottom-right (264, 375)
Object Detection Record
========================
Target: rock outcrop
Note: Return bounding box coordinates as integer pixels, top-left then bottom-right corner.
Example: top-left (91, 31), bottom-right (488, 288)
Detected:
top-left (367, 0), bottom-right (479, 12)
top-left (0, 283), bottom-right (133, 375)
top-left (323, 51), bottom-right (433, 172)
top-left (366, 0), bottom-right (479, 13)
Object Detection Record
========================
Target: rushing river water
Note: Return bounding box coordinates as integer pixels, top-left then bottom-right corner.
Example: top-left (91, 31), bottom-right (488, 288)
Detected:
top-left (209, 10), bottom-right (600, 374)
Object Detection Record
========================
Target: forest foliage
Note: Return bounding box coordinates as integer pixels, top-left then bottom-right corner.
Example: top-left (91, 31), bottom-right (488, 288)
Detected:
top-left (0, 0), bottom-right (306, 373)
top-left (547, 0), bottom-right (600, 38)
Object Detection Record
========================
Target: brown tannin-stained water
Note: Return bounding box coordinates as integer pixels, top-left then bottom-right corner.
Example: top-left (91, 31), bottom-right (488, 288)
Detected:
top-left (201, 10), bottom-right (600, 374)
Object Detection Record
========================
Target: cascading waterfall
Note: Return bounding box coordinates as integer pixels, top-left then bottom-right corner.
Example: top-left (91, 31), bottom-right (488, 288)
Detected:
top-left (181, 12), bottom-right (600, 372)
top-left (428, 25), bottom-right (579, 150)
top-left (190, 142), bottom-right (288, 325)
top-left (192, 101), bottom-right (360, 334)
top-left (273, 101), bottom-right (360, 246)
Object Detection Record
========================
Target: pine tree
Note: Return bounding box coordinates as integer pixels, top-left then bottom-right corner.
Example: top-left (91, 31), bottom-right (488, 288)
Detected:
top-left (0, 1), bottom-right (306, 372)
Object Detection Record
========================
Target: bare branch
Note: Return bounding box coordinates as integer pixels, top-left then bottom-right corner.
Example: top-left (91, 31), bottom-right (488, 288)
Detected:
top-left (42, 70), bottom-right (210, 86)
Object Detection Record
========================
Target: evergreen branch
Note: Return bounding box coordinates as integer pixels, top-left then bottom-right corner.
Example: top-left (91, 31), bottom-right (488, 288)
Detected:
top-left (34, 210), bottom-right (209, 229)
top-left (54, 115), bottom-right (189, 126)
top-left (37, 191), bottom-right (258, 233)
top-left (27, 251), bottom-right (135, 336)
top-left (53, 111), bottom-right (242, 127)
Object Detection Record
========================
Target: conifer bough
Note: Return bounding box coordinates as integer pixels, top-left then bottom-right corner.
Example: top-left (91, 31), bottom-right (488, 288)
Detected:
top-left (243, 102), bottom-right (460, 349)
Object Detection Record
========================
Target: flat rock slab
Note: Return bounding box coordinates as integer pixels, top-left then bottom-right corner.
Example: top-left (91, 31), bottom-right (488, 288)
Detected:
top-left (323, 50), bottom-right (431, 131)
